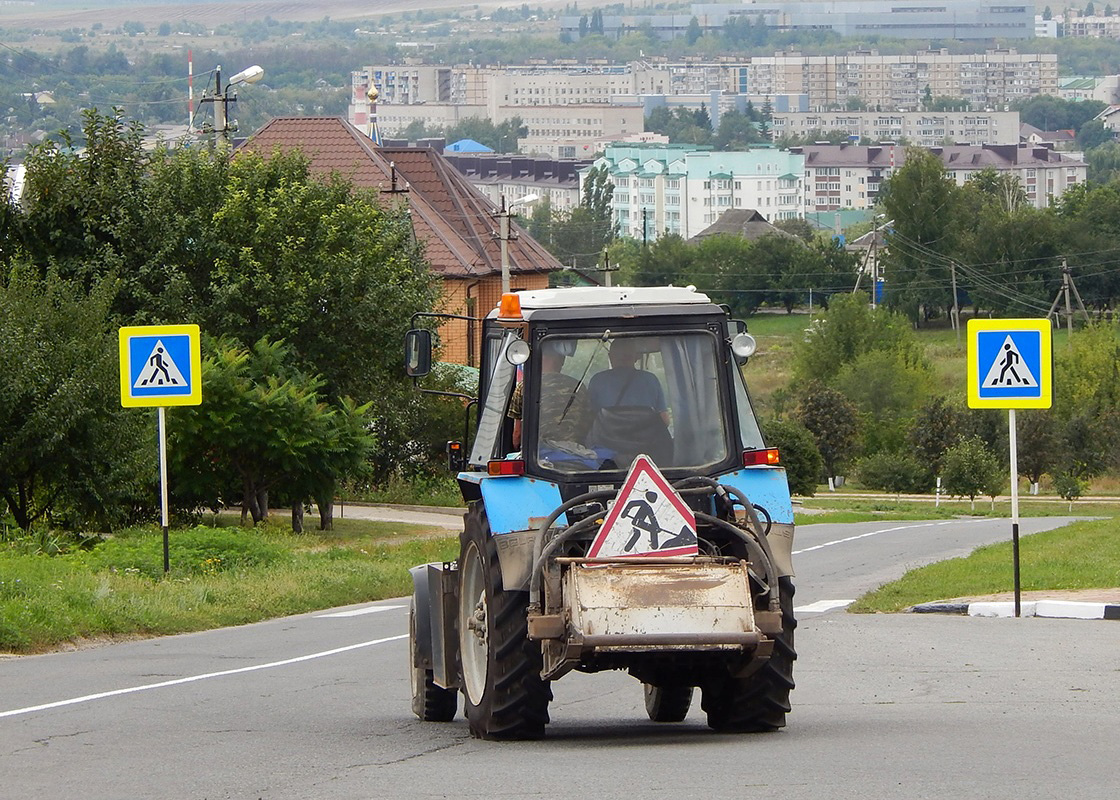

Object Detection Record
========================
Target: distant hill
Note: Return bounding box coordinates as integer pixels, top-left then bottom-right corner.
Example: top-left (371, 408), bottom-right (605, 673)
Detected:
top-left (0, 0), bottom-right (483, 30)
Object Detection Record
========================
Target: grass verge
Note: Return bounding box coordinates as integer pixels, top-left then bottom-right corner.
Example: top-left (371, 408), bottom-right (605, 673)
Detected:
top-left (0, 520), bottom-right (458, 654)
top-left (850, 517), bottom-right (1120, 613)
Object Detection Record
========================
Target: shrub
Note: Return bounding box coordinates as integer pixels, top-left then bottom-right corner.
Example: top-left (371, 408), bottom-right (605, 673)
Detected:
top-left (857, 451), bottom-right (932, 494)
top-left (762, 418), bottom-right (823, 497)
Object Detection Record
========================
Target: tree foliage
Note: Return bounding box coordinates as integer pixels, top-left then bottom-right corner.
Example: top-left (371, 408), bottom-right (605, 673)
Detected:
top-left (942, 435), bottom-right (1004, 505)
top-left (795, 383), bottom-right (860, 478)
top-left (170, 338), bottom-right (374, 529)
top-left (0, 268), bottom-right (152, 530)
top-left (761, 418), bottom-right (822, 497)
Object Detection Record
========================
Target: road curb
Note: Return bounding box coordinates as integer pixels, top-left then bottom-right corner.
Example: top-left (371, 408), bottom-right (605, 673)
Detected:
top-left (911, 600), bottom-right (1120, 620)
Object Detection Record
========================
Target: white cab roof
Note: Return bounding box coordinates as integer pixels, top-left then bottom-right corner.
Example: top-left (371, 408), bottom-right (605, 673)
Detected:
top-left (515, 286), bottom-right (711, 310)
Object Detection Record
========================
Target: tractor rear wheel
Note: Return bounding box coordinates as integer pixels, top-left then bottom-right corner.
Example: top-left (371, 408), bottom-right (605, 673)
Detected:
top-left (458, 504), bottom-right (552, 740)
top-left (409, 599), bottom-right (457, 722)
top-left (702, 576), bottom-right (797, 733)
top-left (643, 683), bottom-right (693, 723)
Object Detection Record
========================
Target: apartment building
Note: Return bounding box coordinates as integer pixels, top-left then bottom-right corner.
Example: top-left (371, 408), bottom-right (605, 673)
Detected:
top-left (791, 143), bottom-right (1086, 212)
top-left (441, 153), bottom-right (590, 212)
top-left (732, 50), bottom-right (1058, 112)
top-left (561, 0), bottom-right (1033, 40)
top-left (771, 110), bottom-right (1020, 146)
top-left (1061, 13), bottom-right (1120, 38)
top-left (585, 145), bottom-right (805, 241)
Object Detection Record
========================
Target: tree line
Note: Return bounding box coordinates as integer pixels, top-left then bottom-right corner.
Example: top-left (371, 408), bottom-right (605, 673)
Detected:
top-left (0, 110), bottom-right (459, 533)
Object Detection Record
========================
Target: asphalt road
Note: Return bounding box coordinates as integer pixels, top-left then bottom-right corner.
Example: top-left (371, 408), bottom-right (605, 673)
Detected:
top-left (2, 515), bottom-right (1117, 800)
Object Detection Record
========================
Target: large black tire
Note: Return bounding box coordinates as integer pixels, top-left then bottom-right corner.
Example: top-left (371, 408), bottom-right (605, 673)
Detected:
top-left (409, 599), bottom-right (457, 722)
top-left (643, 684), bottom-right (693, 723)
top-left (458, 504), bottom-right (552, 740)
top-left (702, 576), bottom-right (797, 733)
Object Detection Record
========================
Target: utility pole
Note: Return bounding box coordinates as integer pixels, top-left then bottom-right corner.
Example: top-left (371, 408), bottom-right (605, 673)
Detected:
top-left (1047, 259), bottom-right (1091, 348)
top-left (1063, 260), bottom-right (1074, 344)
top-left (499, 197), bottom-right (512, 294)
top-left (950, 261), bottom-right (961, 347)
top-left (600, 247), bottom-right (618, 287)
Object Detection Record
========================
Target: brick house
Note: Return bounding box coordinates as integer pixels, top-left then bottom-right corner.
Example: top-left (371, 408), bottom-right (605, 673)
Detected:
top-left (240, 117), bottom-right (564, 366)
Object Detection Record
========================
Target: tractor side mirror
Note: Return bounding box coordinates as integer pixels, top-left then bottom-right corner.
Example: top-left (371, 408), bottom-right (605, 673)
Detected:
top-left (405, 329), bottom-right (432, 377)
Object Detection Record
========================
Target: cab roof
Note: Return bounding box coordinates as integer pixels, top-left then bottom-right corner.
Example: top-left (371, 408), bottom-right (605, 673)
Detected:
top-left (513, 285), bottom-right (711, 312)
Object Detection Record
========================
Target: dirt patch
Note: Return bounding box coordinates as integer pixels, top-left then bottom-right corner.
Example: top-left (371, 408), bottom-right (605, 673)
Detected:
top-left (939, 588), bottom-right (1120, 605)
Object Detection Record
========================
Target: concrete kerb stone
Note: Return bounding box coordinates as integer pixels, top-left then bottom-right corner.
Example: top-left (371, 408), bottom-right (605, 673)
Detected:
top-left (911, 600), bottom-right (1120, 620)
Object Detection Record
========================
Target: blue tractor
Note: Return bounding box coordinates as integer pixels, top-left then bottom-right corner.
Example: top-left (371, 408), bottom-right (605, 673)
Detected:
top-left (405, 286), bottom-right (796, 740)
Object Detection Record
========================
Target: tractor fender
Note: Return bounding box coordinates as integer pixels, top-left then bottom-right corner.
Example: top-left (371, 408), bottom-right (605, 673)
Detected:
top-left (409, 562), bottom-right (459, 690)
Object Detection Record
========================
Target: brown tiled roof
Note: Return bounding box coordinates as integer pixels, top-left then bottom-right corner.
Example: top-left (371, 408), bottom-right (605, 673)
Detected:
top-left (240, 117), bottom-right (561, 279)
top-left (690, 209), bottom-right (800, 243)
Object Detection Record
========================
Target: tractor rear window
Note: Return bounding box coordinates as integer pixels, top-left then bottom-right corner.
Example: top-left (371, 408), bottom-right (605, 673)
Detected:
top-left (527, 332), bottom-right (731, 474)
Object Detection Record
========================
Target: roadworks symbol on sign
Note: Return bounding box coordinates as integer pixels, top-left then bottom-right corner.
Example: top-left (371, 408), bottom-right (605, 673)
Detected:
top-left (588, 454), bottom-right (698, 559)
top-left (981, 335), bottom-right (1038, 390)
top-left (133, 340), bottom-right (187, 389)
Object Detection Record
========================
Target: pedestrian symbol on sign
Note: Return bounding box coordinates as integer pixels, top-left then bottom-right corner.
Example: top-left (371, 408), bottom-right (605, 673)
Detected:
top-left (588, 455), bottom-right (698, 559)
top-left (133, 340), bottom-right (188, 389)
top-left (981, 335), bottom-right (1038, 390)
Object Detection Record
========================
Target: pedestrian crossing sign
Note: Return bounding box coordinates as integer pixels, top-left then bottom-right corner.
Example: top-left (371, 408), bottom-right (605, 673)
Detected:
top-left (967, 318), bottom-right (1051, 409)
top-left (587, 455), bottom-right (698, 559)
top-left (118, 324), bottom-right (202, 407)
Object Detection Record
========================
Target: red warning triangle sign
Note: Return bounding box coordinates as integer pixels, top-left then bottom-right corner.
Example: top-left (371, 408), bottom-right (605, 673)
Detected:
top-left (588, 455), bottom-right (698, 559)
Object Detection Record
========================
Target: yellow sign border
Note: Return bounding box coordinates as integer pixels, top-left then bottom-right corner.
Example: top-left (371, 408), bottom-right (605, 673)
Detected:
top-left (118, 324), bottom-right (202, 408)
top-left (966, 318), bottom-right (1052, 409)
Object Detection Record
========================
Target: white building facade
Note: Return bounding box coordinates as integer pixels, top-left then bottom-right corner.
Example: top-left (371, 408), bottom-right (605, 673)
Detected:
top-left (585, 145), bottom-right (805, 241)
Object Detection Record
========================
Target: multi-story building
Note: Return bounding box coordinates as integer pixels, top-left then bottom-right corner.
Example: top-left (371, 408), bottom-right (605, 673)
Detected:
top-left (733, 50), bottom-right (1058, 113)
top-left (771, 110), bottom-right (1020, 146)
top-left (790, 143), bottom-right (1086, 211)
top-left (585, 145), bottom-right (805, 241)
top-left (561, 0), bottom-right (1033, 41)
top-left (1061, 12), bottom-right (1120, 38)
top-left (441, 153), bottom-right (591, 212)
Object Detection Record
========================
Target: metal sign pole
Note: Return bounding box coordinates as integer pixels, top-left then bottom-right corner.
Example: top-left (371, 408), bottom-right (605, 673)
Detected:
top-left (159, 406), bottom-right (170, 574)
top-left (1009, 408), bottom-right (1020, 618)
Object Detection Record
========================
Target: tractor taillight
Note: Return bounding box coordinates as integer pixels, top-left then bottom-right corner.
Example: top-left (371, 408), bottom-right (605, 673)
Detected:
top-left (743, 448), bottom-right (780, 467)
top-left (488, 459), bottom-right (525, 476)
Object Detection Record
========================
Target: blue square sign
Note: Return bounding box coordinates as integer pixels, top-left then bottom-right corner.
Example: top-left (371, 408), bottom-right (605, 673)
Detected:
top-left (119, 325), bottom-right (202, 407)
top-left (967, 319), bottom-right (1052, 409)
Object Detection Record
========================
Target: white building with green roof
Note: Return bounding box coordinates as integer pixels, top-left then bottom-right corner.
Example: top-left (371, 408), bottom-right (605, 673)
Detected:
top-left (584, 144), bottom-right (805, 241)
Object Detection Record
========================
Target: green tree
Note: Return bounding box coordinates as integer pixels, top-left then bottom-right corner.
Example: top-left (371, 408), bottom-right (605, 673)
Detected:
top-left (171, 338), bottom-right (374, 529)
top-left (792, 293), bottom-right (926, 385)
top-left (761, 418), bottom-right (822, 496)
top-left (795, 383), bottom-right (860, 483)
top-left (686, 16), bottom-right (702, 44)
top-left (1077, 119), bottom-right (1114, 151)
top-left (942, 435), bottom-right (1004, 510)
top-left (880, 148), bottom-right (963, 324)
top-left (857, 451), bottom-right (931, 494)
top-left (0, 269), bottom-right (152, 530)
top-left (833, 348), bottom-right (934, 455)
top-left (908, 395), bottom-right (960, 479)
top-left (1016, 408), bottom-right (1059, 491)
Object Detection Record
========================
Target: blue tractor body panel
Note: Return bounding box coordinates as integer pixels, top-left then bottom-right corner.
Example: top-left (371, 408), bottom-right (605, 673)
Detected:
top-left (458, 472), bottom-right (570, 534)
top-left (715, 467), bottom-right (794, 525)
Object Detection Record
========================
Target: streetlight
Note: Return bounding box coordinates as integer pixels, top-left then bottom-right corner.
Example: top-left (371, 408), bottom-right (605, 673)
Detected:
top-left (200, 64), bottom-right (264, 145)
top-left (498, 193), bottom-right (540, 294)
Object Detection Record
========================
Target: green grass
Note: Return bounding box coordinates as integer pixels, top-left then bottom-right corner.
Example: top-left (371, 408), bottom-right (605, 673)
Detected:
top-left (850, 517), bottom-right (1120, 612)
top-left (344, 473), bottom-right (464, 508)
top-left (799, 493), bottom-right (1120, 519)
top-left (0, 520), bottom-right (457, 654)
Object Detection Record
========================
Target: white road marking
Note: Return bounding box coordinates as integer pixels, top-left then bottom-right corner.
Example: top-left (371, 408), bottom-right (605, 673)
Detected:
top-left (315, 604), bottom-right (406, 618)
top-left (0, 634), bottom-right (407, 720)
top-left (792, 519), bottom-right (975, 555)
top-left (796, 599), bottom-right (855, 613)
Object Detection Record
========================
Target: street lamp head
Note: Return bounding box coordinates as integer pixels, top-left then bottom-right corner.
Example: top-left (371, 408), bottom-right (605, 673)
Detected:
top-left (227, 65), bottom-right (264, 87)
top-left (510, 193), bottom-right (540, 208)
